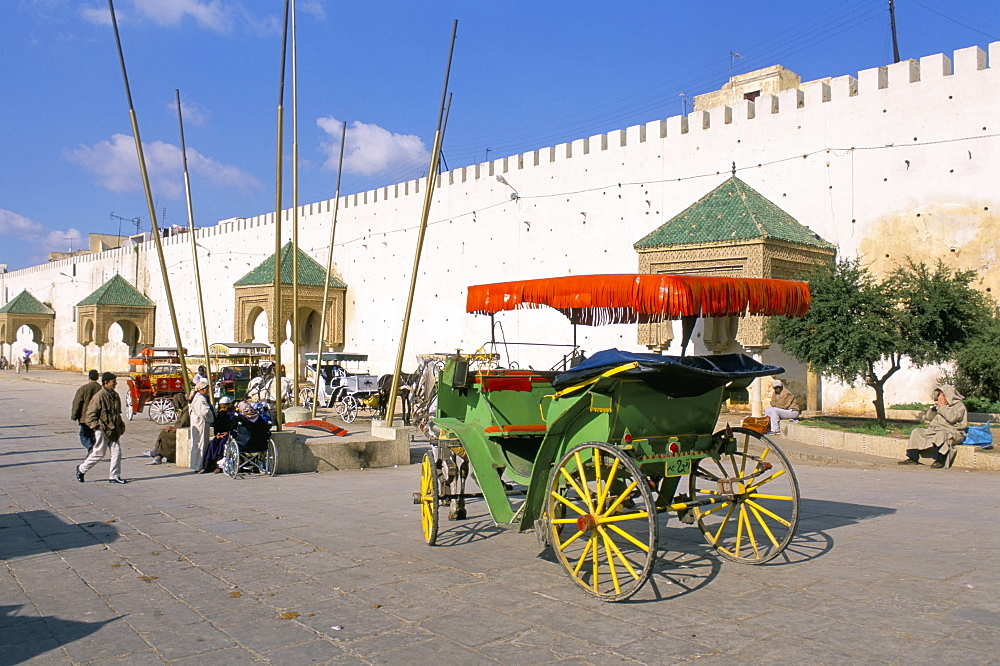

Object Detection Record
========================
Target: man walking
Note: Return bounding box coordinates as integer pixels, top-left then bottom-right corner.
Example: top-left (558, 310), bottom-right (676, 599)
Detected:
top-left (71, 369), bottom-right (102, 454)
top-left (76, 372), bottom-right (128, 484)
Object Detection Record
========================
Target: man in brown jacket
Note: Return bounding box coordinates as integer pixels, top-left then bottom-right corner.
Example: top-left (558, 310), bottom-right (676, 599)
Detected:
top-left (764, 379), bottom-right (800, 435)
top-left (70, 369), bottom-right (102, 454)
top-left (899, 385), bottom-right (968, 469)
top-left (76, 372), bottom-right (128, 484)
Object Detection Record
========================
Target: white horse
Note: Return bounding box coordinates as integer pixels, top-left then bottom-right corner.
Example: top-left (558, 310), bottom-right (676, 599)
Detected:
top-left (246, 374), bottom-right (293, 407)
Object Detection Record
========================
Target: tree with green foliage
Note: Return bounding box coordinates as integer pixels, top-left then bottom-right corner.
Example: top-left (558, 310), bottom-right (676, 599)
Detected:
top-left (955, 311), bottom-right (1000, 404)
top-left (768, 258), bottom-right (992, 425)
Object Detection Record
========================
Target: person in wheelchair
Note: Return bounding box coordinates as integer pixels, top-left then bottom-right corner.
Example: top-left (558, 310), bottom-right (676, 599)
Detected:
top-left (226, 401), bottom-right (274, 475)
top-left (197, 397), bottom-right (236, 474)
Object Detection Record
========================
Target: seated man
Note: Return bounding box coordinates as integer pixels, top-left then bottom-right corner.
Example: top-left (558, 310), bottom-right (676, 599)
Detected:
top-left (764, 379), bottom-right (800, 435)
top-left (144, 404), bottom-right (190, 464)
top-left (899, 385), bottom-right (968, 469)
top-left (198, 397), bottom-right (236, 474)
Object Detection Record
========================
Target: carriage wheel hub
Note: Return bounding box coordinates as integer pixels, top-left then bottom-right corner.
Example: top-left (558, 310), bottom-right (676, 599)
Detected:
top-left (576, 514), bottom-right (598, 532)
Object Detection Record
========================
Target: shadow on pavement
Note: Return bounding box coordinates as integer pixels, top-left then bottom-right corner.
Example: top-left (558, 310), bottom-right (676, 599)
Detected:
top-left (0, 510), bottom-right (119, 560)
top-left (769, 497), bottom-right (896, 565)
top-left (0, 604), bottom-right (118, 664)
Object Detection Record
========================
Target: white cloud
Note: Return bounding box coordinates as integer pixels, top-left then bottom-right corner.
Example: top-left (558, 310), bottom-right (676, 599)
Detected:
top-left (317, 117), bottom-right (430, 177)
top-left (131, 0), bottom-right (233, 32)
top-left (64, 133), bottom-right (261, 197)
top-left (0, 210), bottom-right (44, 237)
top-left (79, 4), bottom-right (112, 26)
top-left (169, 97), bottom-right (210, 127)
top-left (0, 209), bottom-right (82, 255)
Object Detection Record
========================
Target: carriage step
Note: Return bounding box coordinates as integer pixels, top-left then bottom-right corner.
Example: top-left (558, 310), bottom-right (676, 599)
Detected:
top-left (285, 420), bottom-right (349, 436)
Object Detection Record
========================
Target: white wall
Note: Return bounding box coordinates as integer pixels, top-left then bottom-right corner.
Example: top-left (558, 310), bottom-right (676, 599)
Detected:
top-left (3, 43), bottom-right (998, 414)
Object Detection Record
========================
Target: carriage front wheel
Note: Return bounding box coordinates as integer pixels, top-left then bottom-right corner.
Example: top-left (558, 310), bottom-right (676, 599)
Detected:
top-left (338, 395), bottom-right (359, 423)
top-left (418, 452), bottom-right (439, 545)
top-left (545, 442), bottom-right (658, 602)
top-left (689, 428), bottom-right (800, 564)
top-left (298, 387), bottom-right (314, 410)
top-left (147, 398), bottom-right (176, 425)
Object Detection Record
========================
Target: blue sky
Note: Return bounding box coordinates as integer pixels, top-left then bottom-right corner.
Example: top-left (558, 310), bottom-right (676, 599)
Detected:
top-left (1, 0), bottom-right (998, 270)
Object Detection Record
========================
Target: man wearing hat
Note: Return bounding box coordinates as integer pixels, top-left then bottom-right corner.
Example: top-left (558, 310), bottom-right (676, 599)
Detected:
top-left (188, 379), bottom-right (215, 470)
top-left (76, 372), bottom-right (128, 484)
top-left (197, 396), bottom-right (235, 473)
top-left (764, 379), bottom-right (800, 436)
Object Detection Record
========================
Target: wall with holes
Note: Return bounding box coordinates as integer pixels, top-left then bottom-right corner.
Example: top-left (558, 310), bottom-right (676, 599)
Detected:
top-left (2, 42), bottom-right (998, 414)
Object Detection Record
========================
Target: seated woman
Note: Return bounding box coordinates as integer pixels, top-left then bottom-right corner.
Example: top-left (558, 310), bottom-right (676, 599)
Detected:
top-left (899, 385), bottom-right (968, 469)
top-left (233, 402), bottom-right (273, 460)
top-left (198, 397), bottom-right (236, 473)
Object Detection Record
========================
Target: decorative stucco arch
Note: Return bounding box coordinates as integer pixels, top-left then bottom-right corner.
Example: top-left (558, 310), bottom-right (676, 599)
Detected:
top-left (0, 290), bottom-right (55, 364)
top-left (75, 274), bottom-right (155, 349)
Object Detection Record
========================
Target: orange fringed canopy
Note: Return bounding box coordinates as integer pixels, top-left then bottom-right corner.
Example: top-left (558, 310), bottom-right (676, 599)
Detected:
top-left (466, 274), bottom-right (810, 326)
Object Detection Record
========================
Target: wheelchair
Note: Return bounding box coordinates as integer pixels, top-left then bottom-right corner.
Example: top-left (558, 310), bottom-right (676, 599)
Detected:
top-left (221, 427), bottom-right (277, 479)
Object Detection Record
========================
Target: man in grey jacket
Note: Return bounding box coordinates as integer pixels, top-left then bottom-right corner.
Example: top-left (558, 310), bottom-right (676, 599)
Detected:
top-left (899, 385), bottom-right (968, 469)
top-left (70, 369), bottom-right (102, 453)
top-left (76, 372), bottom-right (128, 484)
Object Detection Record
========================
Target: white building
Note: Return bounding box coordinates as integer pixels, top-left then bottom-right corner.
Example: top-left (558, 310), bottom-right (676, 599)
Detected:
top-left (2, 43), bottom-right (998, 415)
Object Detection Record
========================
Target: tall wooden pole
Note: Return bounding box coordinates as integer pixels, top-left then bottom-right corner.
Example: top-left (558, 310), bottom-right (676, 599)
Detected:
top-left (889, 0), bottom-right (901, 63)
top-left (175, 89), bottom-right (213, 407)
top-left (291, 0), bottom-right (301, 402)
top-left (386, 20), bottom-right (458, 427)
top-left (311, 120), bottom-right (347, 420)
top-left (107, 0), bottom-right (191, 394)
top-left (273, 0), bottom-right (291, 430)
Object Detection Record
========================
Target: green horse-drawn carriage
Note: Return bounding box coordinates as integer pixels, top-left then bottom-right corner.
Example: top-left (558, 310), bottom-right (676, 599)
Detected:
top-left (416, 274), bottom-right (810, 601)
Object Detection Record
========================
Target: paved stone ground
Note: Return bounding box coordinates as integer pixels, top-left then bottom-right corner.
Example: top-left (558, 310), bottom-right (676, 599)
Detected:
top-left (3, 369), bottom-right (1000, 664)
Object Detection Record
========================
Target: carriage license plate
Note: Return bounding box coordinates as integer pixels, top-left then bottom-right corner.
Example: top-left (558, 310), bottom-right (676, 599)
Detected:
top-left (665, 457), bottom-right (691, 477)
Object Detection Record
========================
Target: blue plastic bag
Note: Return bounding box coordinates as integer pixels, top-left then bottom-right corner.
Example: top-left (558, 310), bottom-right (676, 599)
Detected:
top-left (962, 423), bottom-right (994, 449)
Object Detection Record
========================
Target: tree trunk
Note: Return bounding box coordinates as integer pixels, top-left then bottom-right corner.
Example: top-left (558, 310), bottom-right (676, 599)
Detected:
top-left (871, 381), bottom-right (887, 426)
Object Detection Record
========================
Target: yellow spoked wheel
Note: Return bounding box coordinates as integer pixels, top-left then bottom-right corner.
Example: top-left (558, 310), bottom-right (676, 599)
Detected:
top-left (419, 452), bottom-right (440, 545)
top-left (546, 442), bottom-right (658, 602)
top-left (690, 428), bottom-right (800, 564)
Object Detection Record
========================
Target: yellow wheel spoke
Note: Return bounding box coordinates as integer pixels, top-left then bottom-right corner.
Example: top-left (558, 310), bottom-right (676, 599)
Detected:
top-left (599, 526), bottom-right (640, 581)
top-left (572, 535), bottom-right (594, 574)
top-left (748, 493), bottom-right (793, 502)
top-left (734, 505), bottom-right (746, 557)
top-left (595, 457), bottom-right (620, 514)
top-left (591, 528), bottom-right (600, 592)
top-left (746, 468), bottom-right (787, 493)
top-left (700, 500), bottom-right (732, 519)
top-left (746, 499), bottom-right (792, 527)
top-left (741, 505), bottom-right (760, 559)
top-left (557, 526), bottom-right (586, 551)
top-left (747, 502), bottom-right (781, 549)
top-left (574, 450), bottom-right (595, 513)
top-left (604, 480), bottom-right (639, 516)
top-left (552, 517), bottom-right (581, 524)
top-left (598, 511), bottom-right (649, 524)
top-left (594, 450), bottom-right (603, 513)
top-left (598, 527), bottom-right (622, 594)
top-left (760, 447), bottom-right (770, 461)
top-left (606, 522), bottom-right (650, 552)
top-left (710, 503), bottom-right (736, 544)
top-left (558, 468), bottom-right (592, 512)
top-left (550, 490), bottom-right (587, 516)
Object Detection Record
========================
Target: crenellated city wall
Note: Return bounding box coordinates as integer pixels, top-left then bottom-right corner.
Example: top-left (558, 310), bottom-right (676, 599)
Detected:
top-left (3, 43), bottom-right (999, 414)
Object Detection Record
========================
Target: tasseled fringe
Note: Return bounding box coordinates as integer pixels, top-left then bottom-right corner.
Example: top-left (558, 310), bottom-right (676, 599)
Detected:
top-left (466, 274), bottom-right (810, 326)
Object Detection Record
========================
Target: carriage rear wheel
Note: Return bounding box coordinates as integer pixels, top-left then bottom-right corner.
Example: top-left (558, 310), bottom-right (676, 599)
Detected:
top-left (546, 442), bottom-right (658, 602)
top-left (298, 387), bottom-right (314, 410)
top-left (339, 395), bottom-right (359, 423)
top-left (125, 391), bottom-right (135, 421)
top-left (689, 428), bottom-right (800, 564)
top-left (147, 398), bottom-right (176, 425)
top-left (419, 452), bottom-right (440, 545)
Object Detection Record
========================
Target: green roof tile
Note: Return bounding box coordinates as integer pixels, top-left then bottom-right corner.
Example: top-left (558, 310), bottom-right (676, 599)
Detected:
top-left (634, 176), bottom-right (835, 251)
top-left (0, 290), bottom-right (55, 315)
top-left (234, 242), bottom-right (347, 288)
top-left (77, 274), bottom-right (155, 307)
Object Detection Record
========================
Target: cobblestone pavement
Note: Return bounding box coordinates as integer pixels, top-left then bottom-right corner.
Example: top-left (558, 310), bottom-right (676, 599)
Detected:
top-left (3, 369), bottom-right (1000, 664)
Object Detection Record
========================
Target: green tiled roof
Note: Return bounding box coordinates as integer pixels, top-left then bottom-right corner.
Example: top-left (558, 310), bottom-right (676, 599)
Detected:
top-left (0, 290), bottom-right (54, 315)
top-left (234, 242), bottom-right (347, 288)
top-left (77, 274), bottom-right (155, 307)
top-left (634, 177), bottom-right (835, 250)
